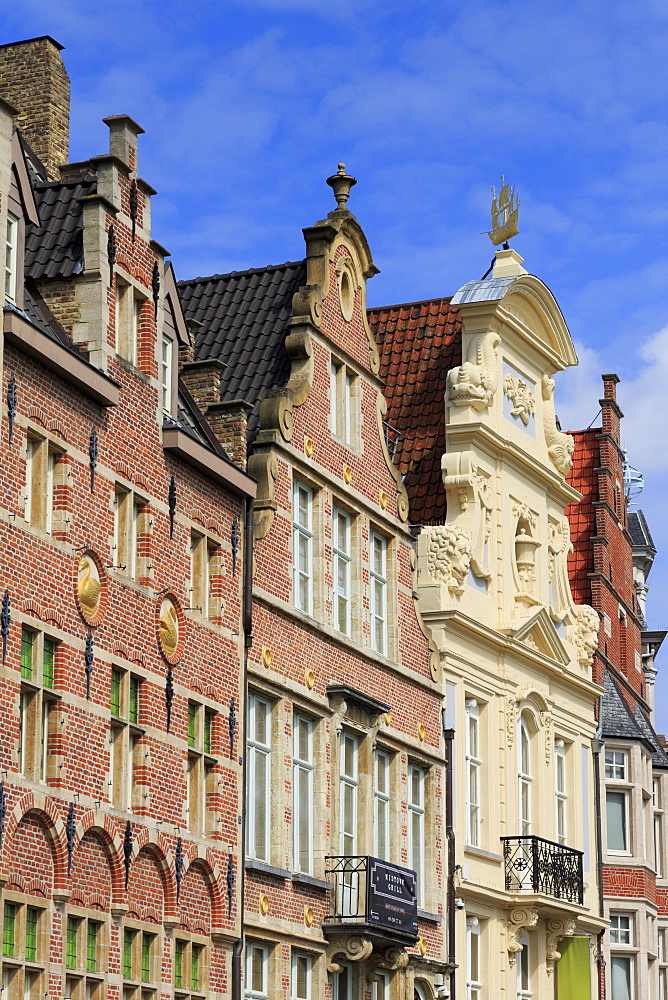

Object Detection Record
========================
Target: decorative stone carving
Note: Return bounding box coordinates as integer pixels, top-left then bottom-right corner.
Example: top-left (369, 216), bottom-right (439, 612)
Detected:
top-left (447, 331), bottom-right (500, 410)
top-left (547, 517), bottom-right (574, 618)
top-left (442, 451), bottom-right (493, 581)
top-left (504, 373), bottom-right (535, 425)
top-left (427, 525), bottom-right (473, 596)
top-left (507, 907), bottom-right (538, 965)
top-left (376, 394), bottom-right (409, 522)
top-left (157, 596), bottom-right (183, 663)
top-left (366, 946), bottom-right (410, 981)
top-left (512, 503), bottom-right (541, 606)
top-left (545, 918), bottom-right (576, 975)
top-left (541, 375), bottom-right (574, 475)
top-left (541, 711), bottom-right (554, 764)
top-left (76, 552), bottom-right (104, 624)
top-left (572, 605), bottom-right (600, 665)
top-left (326, 934), bottom-right (374, 973)
top-left (506, 697), bottom-right (518, 748)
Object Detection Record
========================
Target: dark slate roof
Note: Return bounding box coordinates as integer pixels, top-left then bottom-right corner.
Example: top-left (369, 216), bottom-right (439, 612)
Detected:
top-left (601, 669), bottom-right (649, 744)
top-left (628, 510), bottom-right (656, 551)
top-left (163, 381), bottom-right (231, 460)
top-left (25, 174), bottom-right (96, 280)
top-left (370, 298), bottom-right (462, 525)
top-left (633, 704), bottom-right (668, 768)
top-left (178, 261), bottom-right (307, 441)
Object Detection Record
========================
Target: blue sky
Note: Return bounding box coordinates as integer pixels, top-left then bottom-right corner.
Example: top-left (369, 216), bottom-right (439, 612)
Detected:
top-left (3, 0), bottom-right (668, 716)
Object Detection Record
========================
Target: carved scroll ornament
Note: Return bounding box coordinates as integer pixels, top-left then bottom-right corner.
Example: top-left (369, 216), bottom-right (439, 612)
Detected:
top-left (545, 918), bottom-right (576, 975)
top-left (447, 331), bottom-right (500, 410)
top-left (542, 375), bottom-right (574, 475)
top-left (572, 604), bottom-right (600, 665)
top-left (442, 450), bottom-right (493, 581)
top-left (507, 907), bottom-right (538, 965)
top-left (427, 525), bottom-right (473, 596)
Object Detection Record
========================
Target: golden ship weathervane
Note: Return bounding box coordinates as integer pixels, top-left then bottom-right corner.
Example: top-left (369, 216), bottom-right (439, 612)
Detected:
top-left (487, 176), bottom-right (520, 246)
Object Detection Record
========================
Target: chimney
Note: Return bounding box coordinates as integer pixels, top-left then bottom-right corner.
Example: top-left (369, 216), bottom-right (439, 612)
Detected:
top-left (0, 36), bottom-right (69, 180)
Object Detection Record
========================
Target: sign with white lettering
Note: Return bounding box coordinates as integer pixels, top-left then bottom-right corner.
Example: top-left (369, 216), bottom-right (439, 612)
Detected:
top-left (366, 857), bottom-right (418, 935)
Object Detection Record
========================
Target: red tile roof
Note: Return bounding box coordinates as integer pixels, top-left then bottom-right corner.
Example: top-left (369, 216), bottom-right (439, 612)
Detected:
top-left (370, 298), bottom-right (462, 525)
top-left (566, 429), bottom-right (600, 605)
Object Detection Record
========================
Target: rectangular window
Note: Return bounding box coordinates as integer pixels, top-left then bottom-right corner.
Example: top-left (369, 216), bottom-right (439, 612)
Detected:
top-left (124, 928), bottom-right (135, 978)
top-left (247, 695), bottom-right (271, 861)
top-left (66, 916), bottom-right (79, 969)
top-left (293, 713), bottom-right (314, 874)
top-left (141, 933), bottom-right (153, 983)
top-left (332, 507), bottom-right (352, 635)
top-left (174, 939), bottom-right (184, 989)
top-left (245, 942), bottom-right (268, 1000)
top-left (370, 532), bottom-right (387, 655)
top-left (204, 710), bottom-right (214, 755)
top-left (5, 212), bottom-right (18, 302)
top-left (605, 750), bottom-right (627, 781)
top-left (375, 749), bottom-right (390, 860)
top-left (44, 450), bottom-right (56, 534)
top-left (292, 482), bottom-right (313, 615)
top-left (408, 764), bottom-right (426, 904)
top-left (333, 963), bottom-right (352, 1000)
top-left (129, 676), bottom-right (140, 725)
top-left (610, 955), bottom-right (632, 1000)
top-left (20, 627), bottom-right (34, 679)
top-left (519, 719), bottom-right (531, 836)
top-left (330, 360), bottom-right (355, 445)
top-left (111, 669), bottom-right (122, 717)
top-left (42, 637), bottom-right (55, 688)
top-left (517, 935), bottom-right (531, 999)
top-left (610, 914), bottom-right (632, 945)
top-left (340, 732), bottom-right (359, 917)
top-left (161, 336), bottom-right (173, 414)
top-left (189, 532), bottom-right (211, 616)
top-left (25, 907), bottom-right (38, 962)
top-left (86, 921), bottom-right (99, 972)
top-left (466, 700), bottom-right (481, 847)
top-left (655, 814), bottom-right (662, 877)
top-left (188, 701), bottom-right (198, 749)
top-left (466, 917), bottom-right (481, 1000)
top-left (3, 902), bottom-right (16, 958)
top-left (607, 790), bottom-right (629, 852)
top-left (191, 943), bottom-right (202, 991)
top-left (555, 739), bottom-right (567, 845)
top-left (292, 952), bottom-right (312, 1000)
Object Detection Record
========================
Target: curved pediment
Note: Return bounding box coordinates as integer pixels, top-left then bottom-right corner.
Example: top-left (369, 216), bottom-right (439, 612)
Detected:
top-left (499, 275), bottom-right (578, 369)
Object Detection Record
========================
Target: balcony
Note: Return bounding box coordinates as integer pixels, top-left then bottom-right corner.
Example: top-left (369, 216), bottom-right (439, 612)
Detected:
top-left (322, 856), bottom-right (418, 972)
top-left (501, 836), bottom-right (584, 905)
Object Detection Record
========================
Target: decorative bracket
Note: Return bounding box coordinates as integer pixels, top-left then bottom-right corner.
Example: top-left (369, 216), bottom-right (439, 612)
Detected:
top-left (365, 947), bottom-right (409, 982)
top-left (507, 906), bottom-right (538, 965)
top-left (545, 918), bottom-right (576, 975)
top-left (326, 934), bottom-right (374, 973)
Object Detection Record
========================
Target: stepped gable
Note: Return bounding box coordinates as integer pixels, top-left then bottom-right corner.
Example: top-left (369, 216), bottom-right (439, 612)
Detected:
top-left (370, 297), bottom-right (461, 526)
top-left (566, 428), bottom-right (600, 606)
top-left (178, 260), bottom-right (307, 441)
top-left (25, 172), bottom-right (96, 280)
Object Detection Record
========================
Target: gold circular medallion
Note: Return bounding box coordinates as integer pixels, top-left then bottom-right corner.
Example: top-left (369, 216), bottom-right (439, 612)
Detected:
top-left (305, 668), bottom-right (316, 689)
top-left (418, 937), bottom-right (427, 956)
top-left (417, 722), bottom-right (427, 741)
top-left (304, 905), bottom-right (314, 927)
top-left (261, 647), bottom-right (272, 668)
top-left (379, 490), bottom-right (388, 509)
top-left (259, 893), bottom-right (269, 915)
top-left (343, 464), bottom-right (352, 485)
top-left (304, 436), bottom-right (314, 457)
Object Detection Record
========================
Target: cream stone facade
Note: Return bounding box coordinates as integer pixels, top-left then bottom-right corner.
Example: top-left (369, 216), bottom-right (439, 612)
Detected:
top-left (415, 248), bottom-right (605, 998)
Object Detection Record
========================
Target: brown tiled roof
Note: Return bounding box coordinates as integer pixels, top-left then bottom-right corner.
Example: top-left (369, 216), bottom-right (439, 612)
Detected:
top-left (565, 429), bottom-right (600, 606)
top-left (370, 298), bottom-right (462, 525)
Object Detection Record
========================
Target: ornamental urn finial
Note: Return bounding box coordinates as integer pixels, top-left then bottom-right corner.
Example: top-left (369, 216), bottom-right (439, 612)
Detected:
top-left (326, 163), bottom-right (357, 209)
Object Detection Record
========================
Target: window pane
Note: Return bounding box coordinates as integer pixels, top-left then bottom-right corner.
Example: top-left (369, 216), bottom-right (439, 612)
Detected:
top-left (607, 791), bottom-right (628, 851)
top-left (3, 902), bottom-right (15, 958)
top-left (191, 944), bottom-right (201, 990)
top-left (204, 710), bottom-right (214, 755)
top-left (43, 638), bottom-right (56, 688)
top-left (129, 677), bottom-right (140, 724)
top-left (111, 669), bottom-right (122, 717)
top-left (124, 928), bottom-right (135, 978)
top-left (173, 939), bottom-right (184, 988)
top-left (188, 702), bottom-right (197, 748)
top-left (66, 917), bottom-right (79, 969)
top-left (611, 956), bottom-right (632, 1000)
top-left (21, 628), bottom-right (34, 679)
top-left (25, 908), bottom-right (38, 961)
top-left (87, 922), bottom-right (99, 972)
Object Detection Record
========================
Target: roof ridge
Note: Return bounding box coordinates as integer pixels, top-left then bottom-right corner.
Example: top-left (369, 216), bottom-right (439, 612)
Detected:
top-left (178, 259), bottom-right (306, 287)
top-left (368, 295), bottom-right (455, 313)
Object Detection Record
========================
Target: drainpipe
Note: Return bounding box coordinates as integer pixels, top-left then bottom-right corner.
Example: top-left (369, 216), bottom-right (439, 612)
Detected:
top-left (443, 722), bottom-right (456, 1000)
top-left (232, 496), bottom-right (254, 1000)
top-left (591, 735), bottom-right (605, 1000)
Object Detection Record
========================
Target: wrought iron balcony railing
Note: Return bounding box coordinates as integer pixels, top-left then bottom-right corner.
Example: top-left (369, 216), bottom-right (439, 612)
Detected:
top-left (501, 835), bottom-right (584, 905)
top-left (324, 855), bottom-right (418, 938)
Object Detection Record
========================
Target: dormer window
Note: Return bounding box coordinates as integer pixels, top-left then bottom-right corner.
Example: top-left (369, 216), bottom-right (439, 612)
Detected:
top-left (5, 212), bottom-right (18, 302)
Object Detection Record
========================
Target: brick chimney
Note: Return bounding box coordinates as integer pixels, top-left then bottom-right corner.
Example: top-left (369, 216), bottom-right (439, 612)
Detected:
top-left (0, 36), bottom-right (69, 180)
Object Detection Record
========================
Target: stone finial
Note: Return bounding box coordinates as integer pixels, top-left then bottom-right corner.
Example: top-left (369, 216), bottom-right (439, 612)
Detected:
top-left (327, 163), bottom-right (357, 209)
top-left (102, 114), bottom-right (144, 172)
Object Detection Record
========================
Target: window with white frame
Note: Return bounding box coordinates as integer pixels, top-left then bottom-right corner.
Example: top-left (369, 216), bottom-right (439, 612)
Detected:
top-left (5, 212), bottom-right (18, 302)
top-left (332, 963), bottom-right (352, 1000)
top-left (161, 335), bottom-right (173, 414)
top-left (656, 813), bottom-right (663, 877)
top-left (372, 970), bottom-right (390, 999)
top-left (610, 956), bottom-right (633, 1000)
top-left (466, 700), bottom-right (481, 847)
top-left (466, 916), bottom-right (481, 1000)
top-left (375, 749), bottom-right (390, 860)
top-left (339, 732), bottom-right (359, 916)
top-left (332, 507), bottom-right (352, 635)
top-left (188, 531), bottom-right (214, 616)
top-left (330, 359), bottom-right (354, 445)
top-left (293, 482), bottom-right (313, 615)
top-left (291, 951), bottom-right (312, 1000)
top-left (517, 932), bottom-right (531, 999)
top-left (605, 750), bottom-right (628, 781)
top-left (370, 532), bottom-right (387, 655)
top-left (408, 763), bottom-right (426, 905)
top-left (293, 712), bottom-right (314, 874)
top-left (24, 436), bottom-right (60, 534)
top-left (610, 914), bottom-right (632, 945)
top-left (518, 718), bottom-right (532, 836)
top-left (247, 695), bottom-right (271, 862)
top-left (607, 790), bottom-right (629, 853)
top-left (555, 739), bottom-right (567, 845)
top-left (244, 942), bottom-right (268, 1000)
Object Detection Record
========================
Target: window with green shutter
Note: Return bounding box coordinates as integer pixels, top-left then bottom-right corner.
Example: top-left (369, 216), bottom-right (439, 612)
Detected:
top-left (86, 921), bottom-right (98, 972)
top-left (21, 628), bottom-right (34, 679)
top-left (111, 669), bottom-right (122, 717)
top-left (123, 928), bottom-right (135, 978)
top-left (204, 711), bottom-right (214, 755)
top-left (174, 939), bottom-right (184, 988)
top-left (3, 902), bottom-right (16, 958)
top-left (25, 907), bottom-right (38, 961)
top-left (42, 638), bottom-right (56, 688)
top-left (141, 932), bottom-right (153, 982)
top-left (129, 676), bottom-right (140, 724)
top-left (66, 916), bottom-right (79, 969)
top-left (188, 703), bottom-right (197, 748)
top-left (191, 944), bottom-right (201, 991)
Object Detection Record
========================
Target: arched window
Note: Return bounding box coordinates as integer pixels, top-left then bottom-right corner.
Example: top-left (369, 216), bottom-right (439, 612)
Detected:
top-left (518, 718), bottom-right (531, 836)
